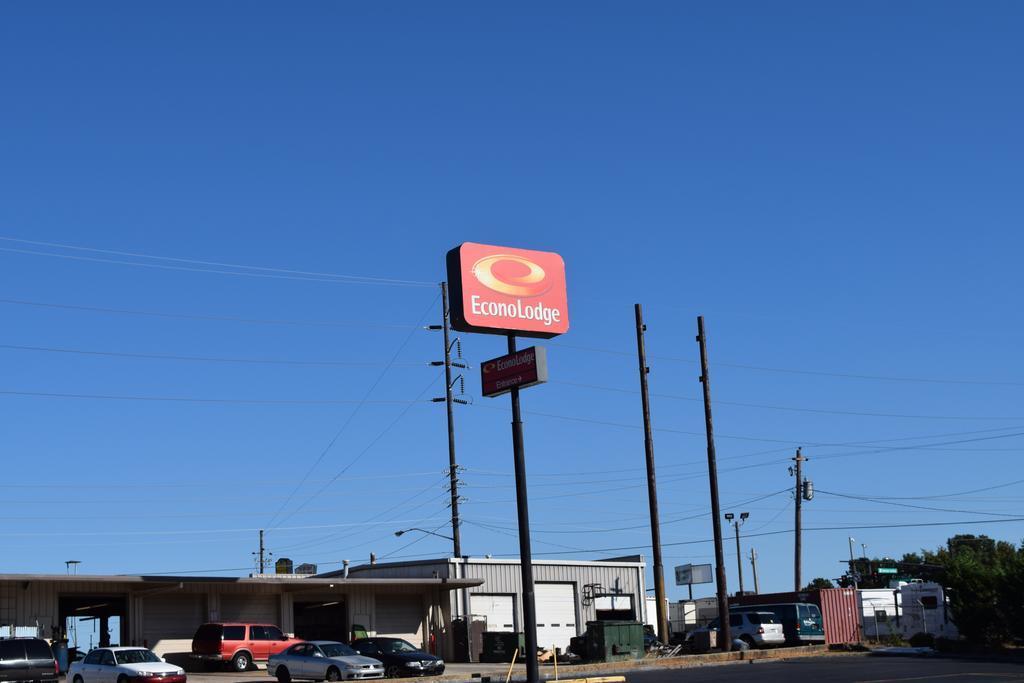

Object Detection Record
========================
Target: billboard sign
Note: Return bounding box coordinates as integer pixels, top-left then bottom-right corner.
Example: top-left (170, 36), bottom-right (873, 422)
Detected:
top-left (675, 563), bottom-right (713, 586)
top-left (446, 242), bottom-right (569, 338)
top-left (481, 346), bottom-right (548, 398)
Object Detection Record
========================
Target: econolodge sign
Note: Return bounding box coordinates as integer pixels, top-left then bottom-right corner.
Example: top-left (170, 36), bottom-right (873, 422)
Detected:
top-left (481, 346), bottom-right (548, 398)
top-left (446, 242), bottom-right (569, 338)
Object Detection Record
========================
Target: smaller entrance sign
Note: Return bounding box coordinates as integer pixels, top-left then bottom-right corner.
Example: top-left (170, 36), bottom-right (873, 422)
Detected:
top-left (675, 563), bottom-right (713, 586)
top-left (481, 346), bottom-right (548, 398)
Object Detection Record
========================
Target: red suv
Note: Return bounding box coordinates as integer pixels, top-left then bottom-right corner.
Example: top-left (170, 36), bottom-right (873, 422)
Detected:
top-left (191, 623), bottom-right (302, 672)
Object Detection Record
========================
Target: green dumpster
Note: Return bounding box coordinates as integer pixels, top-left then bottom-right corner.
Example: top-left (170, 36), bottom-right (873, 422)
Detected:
top-left (480, 631), bottom-right (526, 663)
top-left (584, 621), bottom-right (644, 662)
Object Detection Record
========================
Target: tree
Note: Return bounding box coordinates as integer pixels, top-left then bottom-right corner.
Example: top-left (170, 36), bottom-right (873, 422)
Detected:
top-left (802, 577), bottom-right (834, 590)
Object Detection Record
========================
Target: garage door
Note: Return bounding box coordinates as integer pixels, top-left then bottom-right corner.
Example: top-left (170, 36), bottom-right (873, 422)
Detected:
top-left (375, 596), bottom-right (423, 646)
top-left (142, 594), bottom-right (205, 655)
top-left (470, 594), bottom-right (515, 632)
top-left (535, 584), bottom-right (577, 652)
top-left (220, 595), bottom-right (279, 624)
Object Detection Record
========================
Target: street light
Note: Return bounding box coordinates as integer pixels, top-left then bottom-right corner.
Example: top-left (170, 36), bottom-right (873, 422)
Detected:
top-left (394, 528), bottom-right (455, 541)
top-left (724, 512), bottom-right (749, 594)
top-left (848, 538), bottom-right (858, 590)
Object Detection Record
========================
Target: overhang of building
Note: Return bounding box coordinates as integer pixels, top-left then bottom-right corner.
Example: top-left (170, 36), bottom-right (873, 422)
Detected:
top-left (0, 573), bottom-right (483, 592)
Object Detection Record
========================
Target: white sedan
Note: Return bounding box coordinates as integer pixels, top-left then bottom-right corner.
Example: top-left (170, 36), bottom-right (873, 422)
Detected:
top-left (69, 647), bottom-right (186, 683)
top-left (269, 641), bottom-right (383, 681)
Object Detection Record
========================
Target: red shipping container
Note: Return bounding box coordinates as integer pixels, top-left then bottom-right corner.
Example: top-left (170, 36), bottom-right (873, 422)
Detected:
top-left (818, 588), bottom-right (860, 645)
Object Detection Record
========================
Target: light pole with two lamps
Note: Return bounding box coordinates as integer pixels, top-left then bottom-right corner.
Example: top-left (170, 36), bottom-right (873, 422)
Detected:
top-left (724, 512), bottom-right (749, 595)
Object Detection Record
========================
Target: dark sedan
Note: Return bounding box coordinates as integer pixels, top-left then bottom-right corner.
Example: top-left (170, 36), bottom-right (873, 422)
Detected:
top-left (349, 639), bottom-right (444, 679)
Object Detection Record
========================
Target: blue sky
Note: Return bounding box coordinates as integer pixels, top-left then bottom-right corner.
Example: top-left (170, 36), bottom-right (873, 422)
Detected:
top-left (1, 2), bottom-right (1023, 600)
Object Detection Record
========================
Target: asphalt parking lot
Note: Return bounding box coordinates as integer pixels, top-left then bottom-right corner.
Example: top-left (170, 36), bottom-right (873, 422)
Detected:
top-left (180, 662), bottom-right (528, 683)
top-left (624, 655), bottom-right (1024, 683)
top-left (159, 654), bottom-right (1024, 683)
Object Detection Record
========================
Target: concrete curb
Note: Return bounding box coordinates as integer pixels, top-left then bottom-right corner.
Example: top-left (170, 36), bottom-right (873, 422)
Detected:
top-left (437, 645), bottom-right (843, 682)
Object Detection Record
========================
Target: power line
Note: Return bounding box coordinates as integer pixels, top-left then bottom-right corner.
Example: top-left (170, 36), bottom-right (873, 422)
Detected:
top-left (0, 470), bottom-right (447, 489)
top-left (817, 489), bottom-right (1024, 518)
top-left (471, 402), bottom-right (1024, 449)
top-left (466, 489), bottom-right (790, 534)
top-left (0, 342), bottom-right (427, 367)
top-left (864, 479), bottom-right (1024, 501)
top-left (548, 342), bottom-right (1024, 387)
top-left (0, 236), bottom-right (434, 287)
top-left (271, 371), bottom-right (445, 529)
top-left (273, 479), bottom-right (451, 554)
top-left (0, 296), bottom-right (417, 329)
top-left (502, 516), bottom-right (1024, 558)
top-left (267, 295), bottom-right (441, 529)
top-left (551, 379), bottom-right (1024, 421)
top-left (0, 515), bottom-right (452, 538)
top-left (0, 389), bottom-right (430, 405)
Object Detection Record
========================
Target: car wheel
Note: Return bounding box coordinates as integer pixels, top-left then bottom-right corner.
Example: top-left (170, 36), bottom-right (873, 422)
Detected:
top-left (118, 676), bottom-right (129, 683)
top-left (385, 665), bottom-right (402, 678)
top-left (326, 666), bottom-right (341, 681)
top-left (73, 676), bottom-right (84, 683)
top-left (231, 652), bottom-right (251, 672)
top-left (276, 666), bottom-right (291, 683)
top-left (740, 635), bottom-right (757, 649)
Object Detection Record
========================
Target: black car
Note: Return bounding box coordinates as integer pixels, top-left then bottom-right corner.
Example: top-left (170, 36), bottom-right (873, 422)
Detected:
top-left (349, 639), bottom-right (443, 678)
top-left (0, 637), bottom-right (58, 683)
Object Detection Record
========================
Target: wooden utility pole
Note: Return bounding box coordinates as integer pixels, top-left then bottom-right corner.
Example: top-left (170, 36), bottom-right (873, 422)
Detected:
top-left (634, 304), bottom-right (668, 644)
top-left (750, 548), bottom-right (760, 594)
top-left (439, 282), bottom-right (462, 558)
top-left (258, 529), bottom-right (266, 574)
top-left (696, 316), bottom-right (731, 652)
top-left (793, 448), bottom-right (805, 592)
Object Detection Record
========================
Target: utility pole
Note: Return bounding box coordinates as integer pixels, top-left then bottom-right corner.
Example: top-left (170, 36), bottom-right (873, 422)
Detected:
top-left (793, 448), bottom-right (805, 592)
top-left (634, 304), bottom-right (669, 644)
top-left (696, 316), bottom-right (731, 652)
top-left (749, 549), bottom-right (760, 594)
top-left (258, 529), bottom-right (266, 574)
top-left (508, 335), bottom-right (539, 683)
top-left (430, 282), bottom-right (468, 559)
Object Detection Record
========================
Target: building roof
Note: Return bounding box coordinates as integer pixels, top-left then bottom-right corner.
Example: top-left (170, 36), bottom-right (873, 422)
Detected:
top-left (322, 555), bottom-right (646, 578)
top-left (0, 573), bottom-right (482, 591)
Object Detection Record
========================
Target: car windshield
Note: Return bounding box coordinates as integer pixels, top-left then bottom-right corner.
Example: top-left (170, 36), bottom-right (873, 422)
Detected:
top-left (115, 650), bottom-right (161, 665)
top-left (747, 613), bottom-right (778, 625)
top-left (380, 640), bottom-right (419, 654)
top-left (320, 644), bottom-right (357, 658)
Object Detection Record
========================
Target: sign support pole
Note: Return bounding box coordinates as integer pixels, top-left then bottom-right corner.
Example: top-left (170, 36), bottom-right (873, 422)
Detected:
top-left (508, 334), bottom-right (539, 683)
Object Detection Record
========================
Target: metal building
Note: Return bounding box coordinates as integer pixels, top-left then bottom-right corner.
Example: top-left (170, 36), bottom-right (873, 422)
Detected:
top-left (0, 572), bottom-right (480, 665)
top-left (322, 556), bottom-right (647, 660)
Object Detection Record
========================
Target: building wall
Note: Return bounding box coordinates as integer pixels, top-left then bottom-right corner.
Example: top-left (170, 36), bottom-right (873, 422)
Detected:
top-left (457, 560), bottom-right (646, 629)
top-left (348, 557), bottom-right (646, 660)
top-left (1, 579), bottom-right (452, 660)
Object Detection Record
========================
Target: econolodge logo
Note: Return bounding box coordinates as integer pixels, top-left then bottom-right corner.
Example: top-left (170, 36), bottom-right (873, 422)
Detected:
top-left (446, 242), bottom-right (569, 339)
top-left (472, 253), bottom-right (552, 298)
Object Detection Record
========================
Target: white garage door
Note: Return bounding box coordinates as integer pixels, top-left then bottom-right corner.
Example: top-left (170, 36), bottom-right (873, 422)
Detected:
top-left (142, 594), bottom-right (205, 654)
top-left (470, 594), bottom-right (515, 632)
top-left (535, 584), bottom-right (577, 652)
top-left (375, 596), bottom-right (423, 646)
top-left (221, 595), bottom-right (279, 624)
